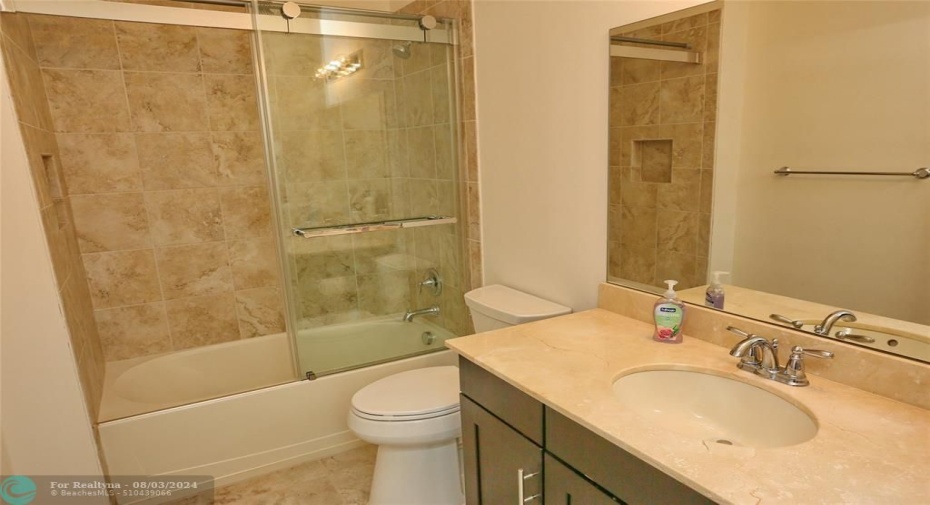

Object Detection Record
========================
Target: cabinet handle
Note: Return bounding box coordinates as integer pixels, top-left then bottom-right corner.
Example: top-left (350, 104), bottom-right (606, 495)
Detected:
top-left (517, 468), bottom-right (542, 503)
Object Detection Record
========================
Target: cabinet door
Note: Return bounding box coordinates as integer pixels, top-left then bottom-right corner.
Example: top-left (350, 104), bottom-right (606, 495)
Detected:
top-left (545, 454), bottom-right (620, 505)
top-left (461, 395), bottom-right (543, 505)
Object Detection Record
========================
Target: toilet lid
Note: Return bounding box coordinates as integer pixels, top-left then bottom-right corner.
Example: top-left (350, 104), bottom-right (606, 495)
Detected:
top-left (351, 366), bottom-right (460, 421)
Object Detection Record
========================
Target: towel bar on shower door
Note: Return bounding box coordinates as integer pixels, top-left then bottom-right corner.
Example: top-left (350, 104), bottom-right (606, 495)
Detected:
top-left (292, 215), bottom-right (457, 238)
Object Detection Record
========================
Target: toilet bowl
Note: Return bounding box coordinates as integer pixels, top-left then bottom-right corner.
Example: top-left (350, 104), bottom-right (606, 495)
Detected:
top-left (348, 366), bottom-right (463, 505)
top-left (348, 285), bottom-right (570, 504)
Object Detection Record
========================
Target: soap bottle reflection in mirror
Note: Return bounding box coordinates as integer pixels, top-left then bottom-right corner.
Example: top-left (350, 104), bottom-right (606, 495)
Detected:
top-left (653, 280), bottom-right (685, 344)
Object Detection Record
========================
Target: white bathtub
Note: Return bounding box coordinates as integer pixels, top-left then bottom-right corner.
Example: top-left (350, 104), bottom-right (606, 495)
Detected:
top-left (98, 317), bottom-right (459, 488)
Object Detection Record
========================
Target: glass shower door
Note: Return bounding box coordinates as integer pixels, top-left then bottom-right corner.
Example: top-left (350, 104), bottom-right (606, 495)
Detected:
top-left (255, 7), bottom-right (468, 378)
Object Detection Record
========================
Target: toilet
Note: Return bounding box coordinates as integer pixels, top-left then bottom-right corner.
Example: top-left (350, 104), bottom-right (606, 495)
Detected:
top-left (348, 284), bottom-right (571, 505)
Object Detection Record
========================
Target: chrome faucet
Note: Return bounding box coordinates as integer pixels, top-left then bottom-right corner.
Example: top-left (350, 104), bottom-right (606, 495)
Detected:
top-left (727, 327), bottom-right (780, 375)
top-left (727, 326), bottom-right (834, 386)
top-left (814, 310), bottom-right (856, 336)
top-left (402, 305), bottom-right (440, 322)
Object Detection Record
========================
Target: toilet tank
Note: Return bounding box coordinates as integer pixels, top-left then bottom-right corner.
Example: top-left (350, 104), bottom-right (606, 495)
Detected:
top-left (464, 285), bottom-right (572, 333)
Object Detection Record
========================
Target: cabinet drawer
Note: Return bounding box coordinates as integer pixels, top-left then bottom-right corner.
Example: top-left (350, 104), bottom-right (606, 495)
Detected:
top-left (546, 408), bottom-right (715, 505)
top-left (459, 356), bottom-right (544, 445)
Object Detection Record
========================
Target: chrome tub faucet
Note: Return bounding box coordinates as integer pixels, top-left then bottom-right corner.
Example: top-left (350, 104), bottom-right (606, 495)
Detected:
top-left (403, 305), bottom-right (440, 322)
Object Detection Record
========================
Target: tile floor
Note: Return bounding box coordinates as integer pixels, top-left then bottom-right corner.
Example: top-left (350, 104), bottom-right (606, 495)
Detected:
top-left (173, 444), bottom-right (376, 504)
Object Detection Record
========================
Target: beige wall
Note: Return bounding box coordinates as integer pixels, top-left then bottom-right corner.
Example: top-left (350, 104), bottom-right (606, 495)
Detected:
top-left (607, 7), bottom-right (720, 291)
top-left (474, 0), bottom-right (711, 310)
top-left (0, 13), bottom-right (106, 418)
top-left (715, 2), bottom-right (929, 324)
top-left (1, 37), bottom-right (105, 478)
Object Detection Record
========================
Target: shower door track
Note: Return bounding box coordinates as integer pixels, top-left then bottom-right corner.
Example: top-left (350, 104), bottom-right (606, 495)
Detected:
top-left (3, 0), bottom-right (455, 43)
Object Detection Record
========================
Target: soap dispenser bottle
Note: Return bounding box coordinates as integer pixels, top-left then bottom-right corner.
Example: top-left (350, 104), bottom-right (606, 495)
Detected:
top-left (704, 271), bottom-right (729, 310)
top-left (653, 280), bottom-right (685, 344)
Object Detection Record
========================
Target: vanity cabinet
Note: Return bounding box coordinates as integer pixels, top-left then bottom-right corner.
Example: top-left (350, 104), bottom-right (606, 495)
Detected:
top-left (459, 357), bottom-right (715, 505)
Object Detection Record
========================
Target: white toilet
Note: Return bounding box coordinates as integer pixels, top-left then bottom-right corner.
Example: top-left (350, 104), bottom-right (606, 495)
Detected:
top-left (347, 284), bottom-right (571, 505)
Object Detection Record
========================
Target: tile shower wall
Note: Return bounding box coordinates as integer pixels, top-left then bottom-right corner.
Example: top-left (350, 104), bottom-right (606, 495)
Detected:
top-left (25, 14), bottom-right (286, 362)
top-left (399, 0), bottom-right (481, 294)
top-left (0, 13), bottom-right (107, 418)
top-left (266, 28), bottom-right (471, 336)
top-left (607, 9), bottom-right (720, 290)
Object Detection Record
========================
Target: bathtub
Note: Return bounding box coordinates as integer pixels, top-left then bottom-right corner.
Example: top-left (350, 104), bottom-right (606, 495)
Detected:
top-left (98, 317), bottom-right (459, 488)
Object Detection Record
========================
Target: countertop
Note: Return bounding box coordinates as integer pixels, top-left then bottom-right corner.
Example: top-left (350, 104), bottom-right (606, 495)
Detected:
top-left (445, 309), bottom-right (930, 505)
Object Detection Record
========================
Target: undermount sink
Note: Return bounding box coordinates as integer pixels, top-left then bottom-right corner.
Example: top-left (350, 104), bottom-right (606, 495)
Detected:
top-left (612, 369), bottom-right (817, 448)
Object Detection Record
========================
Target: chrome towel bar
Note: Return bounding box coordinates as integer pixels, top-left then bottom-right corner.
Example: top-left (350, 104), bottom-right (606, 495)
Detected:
top-left (293, 215), bottom-right (457, 238)
top-left (774, 166), bottom-right (930, 180)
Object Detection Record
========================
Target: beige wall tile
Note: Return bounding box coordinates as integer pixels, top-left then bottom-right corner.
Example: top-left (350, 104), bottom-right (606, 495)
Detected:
top-left (125, 71), bottom-right (208, 132)
top-left (1, 13), bottom-right (37, 59)
top-left (460, 56), bottom-right (475, 121)
top-left (656, 251), bottom-right (697, 289)
top-left (656, 209), bottom-right (698, 254)
top-left (285, 181), bottom-right (349, 227)
top-left (704, 73), bottom-right (718, 124)
top-left (116, 22), bottom-right (200, 72)
top-left (407, 179), bottom-right (439, 217)
top-left (219, 186), bottom-right (272, 238)
top-left (95, 303), bottom-right (171, 360)
top-left (639, 139), bottom-right (673, 183)
top-left (620, 82), bottom-right (660, 126)
top-left (659, 75), bottom-right (704, 124)
top-left (657, 169), bottom-right (701, 211)
top-left (145, 188), bottom-right (224, 245)
top-left (58, 133), bottom-right (142, 194)
top-left (136, 132), bottom-right (217, 189)
top-left (43, 69), bottom-right (131, 133)
top-left (402, 70), bottom-right (433, 128)
top-left (463, 121), bottom-right (478, 182)
top-left (700, 169), bottom-right (714, 214)
top-left (430, 65), bottom-right (451, 125)
top-left (228, 238), bottom-right (279, 290)
top-left (83, 250), bottom-right (162, 309)
top-left (31, 15), bottom-right (120, 70)
top-left (407, 126), bottom-right (436, 179)
top-left (357, 270), bottom-right (411, 316)
top-left (347, 179), bottom-right (391, 223)
top-left (204, 73), bottom-right (260, 131)
top-left (434, 125), bottom-right (455, 180)
top-left (235, 287), bottom-right (285, 338)
top-left (697, 212), bottom-right (711, 257)
top-left (262, 32), bottom-right (323, 76)
top-left (620, 178), bottom-right (658, 211)
top-left (340, 80), bottom-right (396, 131)
top-left (702, 121), bottom-right (716, 169)
top-left (156, 242), bottom-right (233, 299)
top-left (71, 193), bottom-right (152, 253)
top-left (270, 75), bottom-right (340, 131)
top-left (165, 293), bottom-right (239, 349)
top-left (671, 123), bottom-right (702, 168)
top-left (344, 130), bottom-right (389, 180)
top-left (278, 130), bottom-right (346, 182)
top-left (2, 41), bottom-right (41, 129)
top-left (197, 27), bottom-right (253, 74)
top-left (622, 58), bottom-right (660, 85)
top-left (212, 131), bottom-right (267, 186)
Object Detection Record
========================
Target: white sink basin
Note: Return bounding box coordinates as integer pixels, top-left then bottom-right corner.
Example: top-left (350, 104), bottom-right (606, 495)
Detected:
top-left (612, 369), bottom-right (817, 448)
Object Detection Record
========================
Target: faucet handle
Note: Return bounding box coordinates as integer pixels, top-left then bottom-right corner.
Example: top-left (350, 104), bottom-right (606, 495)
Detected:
top-left (726, 326), bottom-right (752, 338)
top-left (781, 345), bottom-right (834, 386)
top-left (792, 346), bottom-right (834, 359)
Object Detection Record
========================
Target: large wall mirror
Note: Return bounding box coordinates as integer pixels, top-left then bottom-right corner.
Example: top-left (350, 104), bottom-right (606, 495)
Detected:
top-left (606, 1), bottom-right (929, 363)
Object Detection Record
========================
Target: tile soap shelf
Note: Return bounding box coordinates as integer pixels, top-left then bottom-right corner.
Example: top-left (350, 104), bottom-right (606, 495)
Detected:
top-left (292, 216), bottom-right (457, 238)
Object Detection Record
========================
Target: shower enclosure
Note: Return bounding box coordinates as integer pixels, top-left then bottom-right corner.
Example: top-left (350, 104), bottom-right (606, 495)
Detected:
top-left (4, 0), bottom-right (469, 421)
top-left (257, 6), bottom-right (468, 379)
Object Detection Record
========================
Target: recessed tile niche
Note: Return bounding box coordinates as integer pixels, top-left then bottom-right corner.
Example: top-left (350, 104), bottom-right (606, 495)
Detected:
top-left (635, 139), bottom-right (673, 183)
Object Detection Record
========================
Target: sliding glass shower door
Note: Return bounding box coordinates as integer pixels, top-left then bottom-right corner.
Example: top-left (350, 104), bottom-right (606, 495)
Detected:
top-left (255, 6), bottom-right (469, 378)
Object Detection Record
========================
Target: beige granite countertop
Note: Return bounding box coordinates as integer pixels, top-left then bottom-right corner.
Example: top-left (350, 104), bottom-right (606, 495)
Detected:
top-left (446, 309), bottom-right (930, 505)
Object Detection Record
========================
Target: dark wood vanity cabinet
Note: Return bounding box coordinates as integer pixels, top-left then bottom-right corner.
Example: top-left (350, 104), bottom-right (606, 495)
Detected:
top-left (459, 357), bottom-right (715, 505)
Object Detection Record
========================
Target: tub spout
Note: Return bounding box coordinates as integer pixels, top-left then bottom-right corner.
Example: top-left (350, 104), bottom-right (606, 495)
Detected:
top-left (403, 306), bottom-right (440, 322)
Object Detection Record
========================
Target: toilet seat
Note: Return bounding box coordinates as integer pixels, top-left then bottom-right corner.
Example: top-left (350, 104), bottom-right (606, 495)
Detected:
top-left (351, 366), bottom-right (460, 422)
